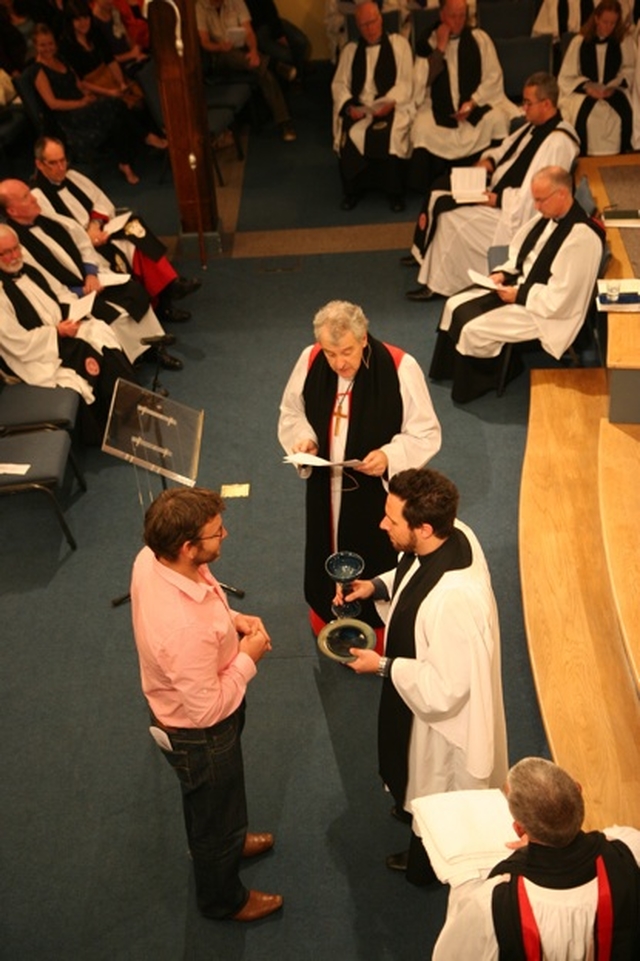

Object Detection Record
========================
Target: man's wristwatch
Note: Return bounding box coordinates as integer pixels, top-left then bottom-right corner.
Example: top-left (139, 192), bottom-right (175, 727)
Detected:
top-left (377, 656), bottom-right (391, 678)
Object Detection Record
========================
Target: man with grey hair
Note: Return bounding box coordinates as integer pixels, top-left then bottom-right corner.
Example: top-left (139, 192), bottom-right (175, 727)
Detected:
top-left (0, 223), bottom-right (136, 440)
top-left (0, 179), bottom-right (182, 371)
top-left (278, 300), bottom-right (441, 637)
top-left (429, 166), bottom-right (604, 402)
top-left (432, 757), bottom-right (640, 959)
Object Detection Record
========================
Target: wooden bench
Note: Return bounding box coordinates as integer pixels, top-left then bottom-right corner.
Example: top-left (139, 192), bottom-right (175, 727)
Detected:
top-left (519, 368), bottom-right (640, 830)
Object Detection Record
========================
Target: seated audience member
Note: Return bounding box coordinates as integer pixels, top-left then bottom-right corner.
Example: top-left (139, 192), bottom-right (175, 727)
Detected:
top-left (559, 0), bottom-right (635, 156)
top-left (532, 0), bottom-right (592, 41)
top-left (91, 0), bottom-right (149, 70)
top-left (32, 24), bottom-right (144, 184)
top-left (429, 167), bottom-right (604, 403)
top-left (196, 0), bottom-right (297, 142)
top-left (1, 0), bottom-right (36, 64)
top-left (0, 179), bottom-right (182, 371)
top-left (244, 0), bottom-right (310, 80)
top-left (404, 73), bottom-right (580, 301)
top-left (0, 8), bottom-right (29, 76)
top-left (324, 0), bottom-right (412, 64)
top-left (114, 0), bottom-right (149, 50)
top-left (410, 0), bottom-right (519, 187)
top-left (0, 224), bottom-right (136, 441)
top-left (31, 137), bottom-right (201, 326)
top-left (19, 0), bottom-right (65, 38)
top-left (432, 757), bottom-right (640, 960)
top-left (59, 3), bottom-right (167, 163)
top-left (331, 1), bottom-right (414, 211)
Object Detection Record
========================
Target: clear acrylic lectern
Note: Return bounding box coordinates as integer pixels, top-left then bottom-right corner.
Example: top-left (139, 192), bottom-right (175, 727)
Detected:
top-left (102, 379), bottom-right (204, 487)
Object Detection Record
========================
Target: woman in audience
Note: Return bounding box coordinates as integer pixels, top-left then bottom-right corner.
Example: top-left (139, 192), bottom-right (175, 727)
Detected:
top-left (91, 0), bottom-right (149, 76)
top-left (58, 2), bottom-right (166, 149)
top-left (558, 0), bottom-right (636, 155)
top-left (32, 23), bottom-right (143, 183)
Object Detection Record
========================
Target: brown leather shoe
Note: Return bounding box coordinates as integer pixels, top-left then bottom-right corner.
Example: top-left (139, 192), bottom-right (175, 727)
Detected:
top-left (232, 890), bottom-right (283, 922)
top-left (242, 832), bottom-right (274, 858)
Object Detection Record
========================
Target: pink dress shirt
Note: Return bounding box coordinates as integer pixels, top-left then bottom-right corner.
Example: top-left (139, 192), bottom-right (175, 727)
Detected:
top-left (131, 546), bottom-right (257, 729)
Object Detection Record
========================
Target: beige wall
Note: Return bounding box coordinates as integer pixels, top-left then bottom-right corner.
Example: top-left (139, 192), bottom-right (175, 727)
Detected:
top-left (277, 0), bottom-right (330, 60)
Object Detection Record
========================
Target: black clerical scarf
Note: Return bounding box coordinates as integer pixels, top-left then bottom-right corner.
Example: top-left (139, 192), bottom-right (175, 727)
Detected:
top-left (574, 36), bottom-right (632, 153)
top-left (514, 200), bottom-right (604, 304)
top-left (34, 169), bottom-right (93, 218)
top-left (447, 202), bottom-right (604, 343)
top-left (0, 268), bottom-right (104, 383)
top-left (425, 26), bottom-right (490, 128)
top-left (377, 528), bottom-right (472, 807)
top-left (1, 264), bottom-right (62, 330)
top-left (8, 215), bottom-right (150, 323)
top-left (557, 0), bottom-right (594, 35)
top-left (33, 170), bottom-right (167, 263)
top-left (10, 215), bottom-right (86, 288)
top-left (579, 35), bottom-right (622, 85)
top-left (415, 114), bottom-right (574, 258)
top-left (491, 115), bottom-right (577, 200)
top-left (350, 32), bottom-right (396, 102)
top-left (490, 831), bottom-right (640, 960)
top-left (301, 336), bottom-right (403, 624)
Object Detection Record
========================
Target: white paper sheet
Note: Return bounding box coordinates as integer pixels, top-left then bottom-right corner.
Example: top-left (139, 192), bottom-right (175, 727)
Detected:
top-left (103, 210), bottom-right (132, 236)
top-left (67, 291), bottom-right (96, 321)
top-left (468, 268), bottom-right (500, 289)
top-left (284, 453), bottom-right (363, 468)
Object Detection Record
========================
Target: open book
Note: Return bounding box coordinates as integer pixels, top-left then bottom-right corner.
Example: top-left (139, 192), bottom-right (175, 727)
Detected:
top-left (451, 166), bottom-right (487, 204)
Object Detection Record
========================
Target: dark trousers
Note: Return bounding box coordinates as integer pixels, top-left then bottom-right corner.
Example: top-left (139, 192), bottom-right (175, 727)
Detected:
top-left (158, 704), bottom-right (249, 919)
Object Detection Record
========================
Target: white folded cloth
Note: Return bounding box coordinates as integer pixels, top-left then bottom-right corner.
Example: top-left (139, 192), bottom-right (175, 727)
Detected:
top-left (411, 788), bottom-right (518, 887)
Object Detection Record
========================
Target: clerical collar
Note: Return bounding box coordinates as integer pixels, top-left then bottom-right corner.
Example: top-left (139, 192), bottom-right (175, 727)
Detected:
top-left (7, 269), bottom-right (25, 279)
top-left (594, 36), bottom-right (610, 43)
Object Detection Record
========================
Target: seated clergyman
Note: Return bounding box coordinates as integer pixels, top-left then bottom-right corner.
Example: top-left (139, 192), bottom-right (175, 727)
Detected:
top-left (429, 166), bottom-right (604, 403)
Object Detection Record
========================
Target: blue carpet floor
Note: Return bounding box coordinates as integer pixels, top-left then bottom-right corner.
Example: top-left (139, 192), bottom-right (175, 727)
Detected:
top-left (1, 66), bottom-right (550, 961)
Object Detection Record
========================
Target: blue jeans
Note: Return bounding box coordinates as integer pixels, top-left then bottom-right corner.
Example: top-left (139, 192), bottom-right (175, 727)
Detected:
top-left (159, 703), bottom-right (249, 918)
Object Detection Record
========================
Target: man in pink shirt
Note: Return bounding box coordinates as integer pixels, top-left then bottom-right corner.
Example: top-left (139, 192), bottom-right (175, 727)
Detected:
top-left (130, 487), bottom-right (283, 922)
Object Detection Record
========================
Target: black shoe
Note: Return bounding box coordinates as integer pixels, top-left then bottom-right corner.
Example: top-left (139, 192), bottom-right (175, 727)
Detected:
top-left (159, 305), bottom-right (191, 323)
top-left (171, 276), bottom-right (202, 300)
top-left (389, 194), bottom-right (405, 212)
top-left (340, 194), bottom-right (359, 211)
top-left (399, 254), bottom-right (416, 267)
top-left (406, 285), bottom-right (434, 302)
top-left (386, 850), bottom-right (409, 872)
top-left (156, 348), bottom-right (183, 371)
top-left (159, 332), bottom-right (177, 347)
top-left (390, 804), bottom-right (412, 824)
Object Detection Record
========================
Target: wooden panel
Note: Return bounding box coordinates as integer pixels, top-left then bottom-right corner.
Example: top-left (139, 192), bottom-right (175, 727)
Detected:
top-left (598, 419), bottom-right (640, 692)
top-left (520, 369), bottom-right (640, 829)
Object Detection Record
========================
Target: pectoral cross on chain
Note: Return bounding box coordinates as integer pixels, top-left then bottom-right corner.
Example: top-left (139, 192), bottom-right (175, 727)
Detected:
top-left (333, 390), bottom-right (351, 436)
